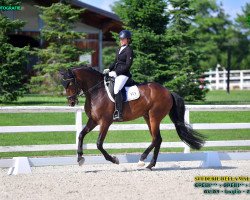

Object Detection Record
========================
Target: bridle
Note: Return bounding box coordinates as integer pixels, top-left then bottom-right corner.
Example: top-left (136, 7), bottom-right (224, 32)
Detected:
top-left (62, 75), bottom-right (81, 105)
top-left (62, 70), bottom-right (104, 104)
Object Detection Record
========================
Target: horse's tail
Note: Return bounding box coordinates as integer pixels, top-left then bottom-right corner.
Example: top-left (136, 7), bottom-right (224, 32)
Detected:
top-left (169, 92), bottom-right (205, 150)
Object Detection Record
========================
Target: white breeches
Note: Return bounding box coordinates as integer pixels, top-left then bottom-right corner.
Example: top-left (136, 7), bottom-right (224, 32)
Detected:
top-left (114, 75), bottom-right (129, 94)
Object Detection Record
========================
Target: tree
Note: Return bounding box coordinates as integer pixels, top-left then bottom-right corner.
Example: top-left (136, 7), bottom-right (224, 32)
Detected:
top-left (234, 3), bottom-right (250, 69)
top-left (190, 0), bottom-right (220, 70)
top-left (191, 1), bottom-right (250, 70)
top-left (236, 3), bottom-right (250, 34)
top-left (112, 0), bottom-right (207, 101)
top-left (165, 0), bottom-right (208, 100)
top-left (0, 0), bottom-right (29, 102)
top-left (103, 46), bottom-right (116, 68)
top-left (30, 2), bottom-right (88, 94)
top-left (207, 3), bottom-right (250, 70)
top-left (113, 0), bottom-right (169, 83)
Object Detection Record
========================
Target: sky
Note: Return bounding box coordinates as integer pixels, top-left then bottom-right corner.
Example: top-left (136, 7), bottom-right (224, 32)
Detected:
top-left (80, 0), bottom-right (249, 19)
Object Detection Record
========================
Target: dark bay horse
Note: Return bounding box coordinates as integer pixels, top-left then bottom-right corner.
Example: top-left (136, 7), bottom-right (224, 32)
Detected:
top-left (60, 67), bottom-right (205, 170)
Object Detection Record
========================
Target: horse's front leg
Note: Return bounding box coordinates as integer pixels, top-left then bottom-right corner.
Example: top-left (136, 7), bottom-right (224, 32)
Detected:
top-left (77, 118), bottom-right (97, 166)
top-left (96, 122), bottom-right (119, 164)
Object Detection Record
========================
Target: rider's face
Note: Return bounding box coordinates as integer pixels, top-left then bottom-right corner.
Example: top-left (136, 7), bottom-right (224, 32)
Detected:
top-left (120, 38), bottom-right (128, 46)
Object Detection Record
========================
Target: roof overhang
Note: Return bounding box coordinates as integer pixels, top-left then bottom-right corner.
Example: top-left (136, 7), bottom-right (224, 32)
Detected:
top-left (33, 0), bottom-right (123, 35)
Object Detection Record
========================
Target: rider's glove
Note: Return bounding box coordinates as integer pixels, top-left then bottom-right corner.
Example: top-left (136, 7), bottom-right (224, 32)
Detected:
top-left (103, 69), bottom-right (110, 74)
top-left (109, 71), bottom-right (117, 78)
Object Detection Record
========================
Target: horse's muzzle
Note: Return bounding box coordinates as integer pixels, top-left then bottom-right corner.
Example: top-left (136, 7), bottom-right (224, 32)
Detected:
top-left (67, 96), bottom-right (79, 107)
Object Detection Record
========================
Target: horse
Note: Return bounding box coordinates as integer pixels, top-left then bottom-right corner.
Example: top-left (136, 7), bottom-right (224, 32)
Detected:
top-left (60, 66), bottom-right (205, 170)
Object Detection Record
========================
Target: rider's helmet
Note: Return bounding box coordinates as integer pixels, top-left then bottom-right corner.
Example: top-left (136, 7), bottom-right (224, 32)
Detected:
top-left (119, 30), bottom-right (132, 39)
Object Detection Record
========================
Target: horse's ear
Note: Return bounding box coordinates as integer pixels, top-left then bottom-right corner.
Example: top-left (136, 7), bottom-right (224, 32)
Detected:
top-left (67, 68), bottom-right (74, 77)
top-left (59, 69), bottom-right (66, 76)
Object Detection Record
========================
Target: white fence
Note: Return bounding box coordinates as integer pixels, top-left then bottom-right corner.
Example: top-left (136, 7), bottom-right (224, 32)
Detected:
top-left (205, 69), bottom-right (250, 90)
top-left (0, 105), bottom-right (250, 155)
top-left (0, 105), bottom-right (250, 174)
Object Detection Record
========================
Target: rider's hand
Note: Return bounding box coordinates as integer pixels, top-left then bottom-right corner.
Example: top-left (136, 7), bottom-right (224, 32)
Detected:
top-left (103, 69), bottom-right (110, 74)
top-left (109, 71), bottom-right (117, 78)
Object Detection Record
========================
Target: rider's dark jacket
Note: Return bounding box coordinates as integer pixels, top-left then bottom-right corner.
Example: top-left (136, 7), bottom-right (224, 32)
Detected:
top-left (109, 45), bottom-right (134, 78)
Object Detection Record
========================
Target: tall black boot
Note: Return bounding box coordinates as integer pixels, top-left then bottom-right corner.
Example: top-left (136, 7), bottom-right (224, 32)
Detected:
top-left (113, 91), bottom-right (123, 121)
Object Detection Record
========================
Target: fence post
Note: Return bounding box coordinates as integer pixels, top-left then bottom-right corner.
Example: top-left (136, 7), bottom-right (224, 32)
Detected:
top-left (208, 69), bottom-right (212, 90)
top-left (215, 66), bottom-right (219, 90)
top-left (223, 68), bottom-right (227, 90)
top-left (184, 109), bottom-right (191, 153)
top-left (75, 109), bottom-right (83, 147)
top-left (240, 71), bottom-right (243, 90)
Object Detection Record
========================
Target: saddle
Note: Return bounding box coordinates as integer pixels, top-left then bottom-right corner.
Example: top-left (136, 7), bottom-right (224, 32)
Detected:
top-left (104, 75), bottom-right (140, 102)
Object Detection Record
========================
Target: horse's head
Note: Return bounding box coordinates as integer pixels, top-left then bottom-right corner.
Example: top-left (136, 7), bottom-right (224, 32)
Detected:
top-left (60, 66), bottom-right (104, 106)
top-left (60, 69), bottom-right (79, 107)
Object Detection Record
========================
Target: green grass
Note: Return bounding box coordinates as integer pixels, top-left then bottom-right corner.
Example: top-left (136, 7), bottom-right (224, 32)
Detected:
top-left (0, 111), bottom-right (249, 126)
top-left (0, 128), bottom-right (250, 158)
top-left (0, 129), bottom-right (249, 157)
top-left (0, 94), bottom-right (84, 106)
top-left (190, 90), bottom-right (250, 105)
top-left (0, 90), bottom-right (250, 158)
top-left (1, 90), bottom-right (250, 106)
top-left (1, 129), bottom-right (250, 146)
top-left (0, 113), bottom-right (75, 126)
top-left (191, 111), bottom-right (250, 123)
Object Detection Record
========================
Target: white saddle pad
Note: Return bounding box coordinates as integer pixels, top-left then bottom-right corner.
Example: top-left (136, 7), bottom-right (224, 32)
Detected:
top-left (104, 79), bottom-right (140, 102)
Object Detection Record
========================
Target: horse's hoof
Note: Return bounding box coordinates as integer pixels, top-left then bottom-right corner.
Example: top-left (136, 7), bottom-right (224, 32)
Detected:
top-left (78, 157), bottom-right (85, 166)
top-left (113, 156), bottom-right (119, 164)
top-left (146, 163), bottom-right (154, 171)
top-left (137, 160), bottom-right (145, 167)
top-left (145, 167), bottom-right (152, 171)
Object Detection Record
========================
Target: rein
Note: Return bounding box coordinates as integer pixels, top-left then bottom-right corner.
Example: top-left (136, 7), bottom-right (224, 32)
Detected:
top-left (63, 71), bottom-right (104, 103)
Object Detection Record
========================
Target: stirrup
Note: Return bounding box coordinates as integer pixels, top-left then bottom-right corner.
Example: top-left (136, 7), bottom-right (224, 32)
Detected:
top-left (113, 110), bottom-right (123, 121)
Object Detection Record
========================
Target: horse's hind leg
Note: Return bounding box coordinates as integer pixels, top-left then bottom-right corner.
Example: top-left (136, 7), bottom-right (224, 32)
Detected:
top-left (145, 116), bottom-right (162, 170)
top-left (77, 118), bottom-right (97, 166)
top-left (146, 129), bottom-right (162, 170)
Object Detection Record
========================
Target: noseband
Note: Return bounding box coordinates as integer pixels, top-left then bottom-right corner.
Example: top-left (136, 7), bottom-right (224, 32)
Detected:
top-left (62, 71), bottom-right (81, 104)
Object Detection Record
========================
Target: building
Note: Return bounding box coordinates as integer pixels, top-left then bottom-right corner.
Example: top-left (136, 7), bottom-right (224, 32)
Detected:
top-left (3, 0), bottom-right (122, 71)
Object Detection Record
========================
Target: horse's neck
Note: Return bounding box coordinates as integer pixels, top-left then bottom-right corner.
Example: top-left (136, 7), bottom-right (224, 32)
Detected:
top-left (77, 69), bottom-right (103, 94)
top-left (83, 74), bottom-right (105, 105)
top-left (85, 75), bottom-right (103, 91)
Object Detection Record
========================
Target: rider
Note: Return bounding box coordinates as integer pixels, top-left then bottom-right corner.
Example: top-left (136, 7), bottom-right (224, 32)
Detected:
top-left (103, 30), bottom-right (134, 121)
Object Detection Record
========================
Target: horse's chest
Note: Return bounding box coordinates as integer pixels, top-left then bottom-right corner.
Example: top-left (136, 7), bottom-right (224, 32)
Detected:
top-left (84, 100), bottom-right (99, 120)
top-left (84, 101), bottom-right (92, 118)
